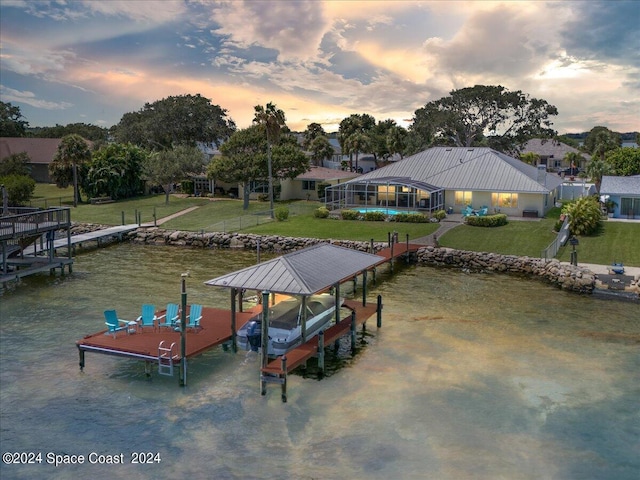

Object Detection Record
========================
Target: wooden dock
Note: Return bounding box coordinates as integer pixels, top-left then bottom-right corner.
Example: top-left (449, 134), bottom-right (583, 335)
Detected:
top-left (261, 299), bottom-right (378, 376)
top-left (76, 305), bottom-right (260, 369)
top-left (33, 223), bottom-right (139, 255)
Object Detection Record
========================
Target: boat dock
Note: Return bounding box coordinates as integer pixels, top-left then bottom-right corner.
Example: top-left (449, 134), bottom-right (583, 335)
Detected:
top-left (34, 223), bottom-right (139, 255)
top-left (77, 239), bottom-right (423, 401)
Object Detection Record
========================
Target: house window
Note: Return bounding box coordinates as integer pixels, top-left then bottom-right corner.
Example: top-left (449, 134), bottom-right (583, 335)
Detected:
top-left (454, 191), bottom-right (472, 205)
top-left (249, 181), bottom-right (268, 193)
top-left (492, 192), bottom-right (518, 208)
top-left (302, 180), bottom-right (316, 191)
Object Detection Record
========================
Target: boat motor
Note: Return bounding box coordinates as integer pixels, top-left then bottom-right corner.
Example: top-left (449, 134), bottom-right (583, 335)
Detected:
top-left (246, 320), bottom-right (262, 351)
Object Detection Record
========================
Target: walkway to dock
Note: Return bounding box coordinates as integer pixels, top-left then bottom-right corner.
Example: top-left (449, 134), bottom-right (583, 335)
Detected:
top-left (261, 299), bottom-right (378, 377)
top-left (34, 223), bottom-right (139, 254)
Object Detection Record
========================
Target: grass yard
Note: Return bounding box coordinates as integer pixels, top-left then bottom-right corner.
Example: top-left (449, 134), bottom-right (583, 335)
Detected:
top-left (28, 185), bottom-right (640, 266)
top-left (555, 221), bottom-right (640, 266)
top-left (242, 215), bottom-right (440, 242)
top-left (439, 219), bottom-right (559, 257)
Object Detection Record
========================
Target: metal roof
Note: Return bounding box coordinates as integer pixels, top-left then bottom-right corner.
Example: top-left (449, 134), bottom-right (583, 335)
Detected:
top-left (600, 175), bottom-right (640, 196)
top-left (204, 243), bottom-right (385, 295)
top-left (336, 147), bottom-right (563, 193)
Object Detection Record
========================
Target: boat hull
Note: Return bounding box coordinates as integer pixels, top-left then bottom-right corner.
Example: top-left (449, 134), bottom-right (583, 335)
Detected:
top-left (236, 294), bottom-right (341, 356)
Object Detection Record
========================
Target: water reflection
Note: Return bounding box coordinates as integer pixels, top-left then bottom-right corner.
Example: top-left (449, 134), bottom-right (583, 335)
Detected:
top-left (1, 244), bottom-right (638, 479)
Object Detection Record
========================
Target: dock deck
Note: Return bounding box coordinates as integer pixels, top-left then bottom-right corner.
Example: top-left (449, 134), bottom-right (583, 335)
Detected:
top-left (261, 299), bottom-right (379, 376)
top-left (76, 306), bottom-right (260, 366)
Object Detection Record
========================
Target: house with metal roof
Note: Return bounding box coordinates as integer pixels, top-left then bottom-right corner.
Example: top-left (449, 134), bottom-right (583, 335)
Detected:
top-left (325, 147), bottom-right (564, 218)
top-left (600, 175), bottom-right (640, 219)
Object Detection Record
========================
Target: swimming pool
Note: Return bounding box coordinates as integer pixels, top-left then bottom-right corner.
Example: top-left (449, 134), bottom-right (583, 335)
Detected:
top-left (357, 208), bottom-right (420, 215)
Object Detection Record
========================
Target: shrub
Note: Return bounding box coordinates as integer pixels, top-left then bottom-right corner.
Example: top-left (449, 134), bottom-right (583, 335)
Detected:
top-left (316, 182), bottom-right (330, 200)
top-left (562, 196), bottom-right (602, 235)
top-left (258, 194), bottom-right (269, 202)
top-left (465, 213), bottom-right (508, 227)
top-left (363, 211), bottom-right (387, 221)
top-left (314, 207), bottom-right (330, 218)
top-left (274, 206), bottom-right (289, 221)
top-left (434, 210), bottom-right (447, 221)
top-left (341, 209), bottom-right (360, 220)
top-left (181, 179), bottom-right (194, 195)
top-left (0, 174), bottom-right (36, 206)
top-left (392, 213), bottom-right (428, 223)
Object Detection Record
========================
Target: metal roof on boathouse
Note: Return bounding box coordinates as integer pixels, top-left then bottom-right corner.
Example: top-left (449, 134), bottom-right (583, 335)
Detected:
top-left (204, 243), bottom-right (385, 295)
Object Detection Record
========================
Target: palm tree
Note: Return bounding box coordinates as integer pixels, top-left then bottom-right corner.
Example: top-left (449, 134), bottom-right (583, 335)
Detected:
top-left (50, 134), bottom-right (91, 207)
top-left (343, 132), bottom-right (371, 172)
top-left (586, 158), bottom-right (615, 193)
top-left (253, 102), bottom-right (286, 217)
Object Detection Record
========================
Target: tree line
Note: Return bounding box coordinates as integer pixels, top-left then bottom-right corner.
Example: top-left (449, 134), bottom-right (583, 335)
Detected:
top-left (1, 84), bottom-right (638, 208)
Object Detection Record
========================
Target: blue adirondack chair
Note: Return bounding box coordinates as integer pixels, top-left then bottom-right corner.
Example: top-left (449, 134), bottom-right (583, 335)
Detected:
top-left (186, 304), bottom-right (203, 331)
top-left (136, 304), bottom-right (157, 331)
top-left (158, 303), bottom-right (179, 329)
top-left (104, 310), bottom-right (129, 338)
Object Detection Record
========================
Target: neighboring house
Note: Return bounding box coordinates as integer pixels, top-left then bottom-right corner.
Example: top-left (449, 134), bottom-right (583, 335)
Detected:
top-left (281, 166), bottom-right (360, 201)
top-left (600, 175), bottom-right (640, 219)
top-left (325, 147), bottom-right (564, 217)
top-left (520, 138), bottom-right (590, 171)
top-left (0, 137), bottom-right (62, 182)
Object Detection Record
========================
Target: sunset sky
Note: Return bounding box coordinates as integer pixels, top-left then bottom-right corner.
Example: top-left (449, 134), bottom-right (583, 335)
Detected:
top-left (1, 0), bottom-right (638, 134)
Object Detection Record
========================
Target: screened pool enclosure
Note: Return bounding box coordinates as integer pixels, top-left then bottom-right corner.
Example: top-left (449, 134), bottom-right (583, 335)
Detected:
top-left (324, 176), bottom-right (444, 213)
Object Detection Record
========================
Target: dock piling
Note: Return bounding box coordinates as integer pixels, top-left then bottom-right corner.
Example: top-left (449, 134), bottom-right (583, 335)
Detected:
top-left (350, 311), bottom-right (356, 353)
top-left (179, 274), bottom-right (188, 387)
top-left (317, 330), bottom-right (325, 378)
top-left (78, 347), bottom-right (85, 371)
top-left (281, 356), bottom-right (287, 403)
top-left (377, 295), bottom-right (383, 328)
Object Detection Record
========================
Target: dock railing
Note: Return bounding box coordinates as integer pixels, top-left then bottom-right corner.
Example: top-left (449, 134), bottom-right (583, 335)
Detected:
top-left (0, 207), bottom-right (71, 241)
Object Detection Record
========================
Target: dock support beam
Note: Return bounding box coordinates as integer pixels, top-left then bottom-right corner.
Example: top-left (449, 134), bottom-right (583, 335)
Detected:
top-left (230, 288), bottom-right (237, 352)
top-left (362, 270), bottom-right (368, 306)
top-left (377, 295), bottom-right (383, 328)
top-left (179, 275), bottom-right (187, 387)
top-left (350, 311), bottom-right (357, 353)
top-left (317, 330), bottom-right (325, 379)
top-left (281, 355), bottom-right (287, 403)
top-left (260, 290), bottom-right (270, 396)
top-left (78, 347), bottom-right (85, 371)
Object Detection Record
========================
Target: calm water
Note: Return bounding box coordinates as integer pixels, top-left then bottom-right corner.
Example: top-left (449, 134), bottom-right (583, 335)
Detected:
top-left (1, 244), bottom-right (638, 480)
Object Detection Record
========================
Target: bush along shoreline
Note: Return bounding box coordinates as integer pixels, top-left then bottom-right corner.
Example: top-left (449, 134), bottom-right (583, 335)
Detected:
top-left (126, 226), bottom-right (596, 294)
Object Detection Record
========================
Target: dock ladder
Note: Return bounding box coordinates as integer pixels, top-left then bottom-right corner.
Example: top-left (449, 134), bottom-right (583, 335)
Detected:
top-left (158, 341), bottom-right (179, 376)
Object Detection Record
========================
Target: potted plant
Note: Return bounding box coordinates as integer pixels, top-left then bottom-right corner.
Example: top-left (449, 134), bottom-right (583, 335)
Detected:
top-left (605, 199), bottom-right (617, 217)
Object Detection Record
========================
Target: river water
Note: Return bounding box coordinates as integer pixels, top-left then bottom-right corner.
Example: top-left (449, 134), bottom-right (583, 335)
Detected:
top-left (0, 244), bottom-right (638, 480)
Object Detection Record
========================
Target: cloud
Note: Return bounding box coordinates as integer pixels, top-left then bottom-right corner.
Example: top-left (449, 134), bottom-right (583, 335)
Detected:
top-left (560, 0), bottom-right (640, 68)
top-left (209, 0), bottom-right (329, 61)
top-left (423, 4), bottom-right (553, 80)
top-left (0, 85), bottom-right (73, 110)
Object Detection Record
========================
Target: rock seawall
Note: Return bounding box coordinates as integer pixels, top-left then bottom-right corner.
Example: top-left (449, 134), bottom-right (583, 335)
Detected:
top-left (129, 227), bottom-right (386, 253)
top-left (415, 245), bottom-right (595, 293)
top-left (127, 227), bottom-right (596, 294)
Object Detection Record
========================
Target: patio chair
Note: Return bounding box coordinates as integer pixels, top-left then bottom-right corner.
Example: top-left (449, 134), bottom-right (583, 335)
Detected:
top-left (136, 304), bottom-right (157, 332)
top-left (610, 262), bottom-right (625, 275)
top-left (158, 303), bottom-right (179, 329)
top-left (186, 304), bottom-right (203, 331)
top-left (104, 309), bottom-right (130, 338)
top-left (461, 205), bottom-right (473, 217)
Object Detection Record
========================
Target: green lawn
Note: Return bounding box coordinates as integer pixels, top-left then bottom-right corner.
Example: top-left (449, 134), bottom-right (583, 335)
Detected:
top-left (555, 221), bottom-right (640, 266)
top-left (242, 215), bottom-right (440, 242)
top-left (439, 219), bottom-right (559, 257)
top-left (30, 185), bottom-right (640, 266)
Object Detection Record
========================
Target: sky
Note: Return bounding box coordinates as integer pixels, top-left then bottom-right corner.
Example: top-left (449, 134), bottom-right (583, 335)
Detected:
top-left (1, 0), bottom-right (638, 135)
